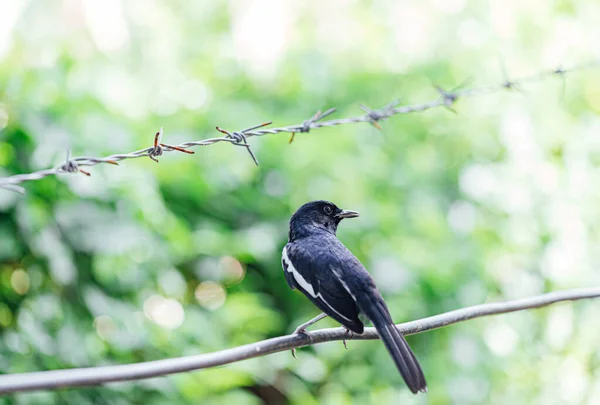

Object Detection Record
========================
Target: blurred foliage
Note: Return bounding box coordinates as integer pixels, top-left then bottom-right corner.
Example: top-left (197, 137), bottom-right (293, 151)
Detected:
top-left (1, 0), bottom-right (600, 404)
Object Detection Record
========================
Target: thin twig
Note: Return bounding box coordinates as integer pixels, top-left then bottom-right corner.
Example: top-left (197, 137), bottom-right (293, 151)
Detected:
top-left (0, 287), bottom-right (598, 394)
top-left (0, 61), bottom-right (598, 192)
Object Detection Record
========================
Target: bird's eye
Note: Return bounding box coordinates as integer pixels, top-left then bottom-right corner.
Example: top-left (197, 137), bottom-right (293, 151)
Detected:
top-left (323, 205), bottom-right (333, 215)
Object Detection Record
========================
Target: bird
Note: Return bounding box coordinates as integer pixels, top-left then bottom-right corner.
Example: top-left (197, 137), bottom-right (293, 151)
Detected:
top-left (281, 200), bottom-right (427, 394)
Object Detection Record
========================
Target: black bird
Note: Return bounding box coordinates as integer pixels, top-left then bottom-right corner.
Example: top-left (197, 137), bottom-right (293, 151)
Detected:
top-left (282, 200), bottom-right (427, 394)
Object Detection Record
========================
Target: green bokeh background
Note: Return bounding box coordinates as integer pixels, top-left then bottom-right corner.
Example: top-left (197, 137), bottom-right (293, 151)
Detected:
top-left (1, 1), bottom-right (600, 404)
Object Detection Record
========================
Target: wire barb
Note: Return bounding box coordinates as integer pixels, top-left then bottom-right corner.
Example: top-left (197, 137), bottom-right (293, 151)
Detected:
top-left (216, 122), bottom-right (272, 166)
top-left (148, 128), bottom-right (195, 163)
top-left (499, 58), bottom-right (522, 92)
top-left (60, 150), bottom-right (91, 176)
top-left (359, 100), bottom-right (401, 129)
top-left (148, 128), bottom-right (164, 163)
top-left (289, 108), bottom-right (337, 144)
top-left (434, 77), bottom-right (471, 114)
top-left (554, 66), bottom-right (566, 76)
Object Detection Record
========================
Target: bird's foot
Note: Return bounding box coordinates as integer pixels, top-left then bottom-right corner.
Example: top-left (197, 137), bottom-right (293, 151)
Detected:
top-left (342, 327), bottom-right (354, 350)
top-left (294, 325), bottom-right (311, 336)
top-left (291, 327), bottom-right (313, 359)
top-left (289, 313), bottom-right (327, 359)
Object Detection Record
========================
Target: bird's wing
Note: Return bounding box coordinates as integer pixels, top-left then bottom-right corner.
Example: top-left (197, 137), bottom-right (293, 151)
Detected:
top-left (282, 241), bottom-right (364, 333)
top-left (282, 254), bottom-right (297, 291)
top-left (327, 250), bottom-right (428, 394)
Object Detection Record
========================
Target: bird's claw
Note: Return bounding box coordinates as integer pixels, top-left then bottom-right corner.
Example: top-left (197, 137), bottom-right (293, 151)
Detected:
top-left (342, 327), bottom-right (353, 350)
top-left (294, 326), bottom-right (310, 336)
top-left (290, 328), bottom-right (313, 359)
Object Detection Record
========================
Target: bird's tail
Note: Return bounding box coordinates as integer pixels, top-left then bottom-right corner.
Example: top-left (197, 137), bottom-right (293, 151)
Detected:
top-left (357, 293), bottom-right (427, 394)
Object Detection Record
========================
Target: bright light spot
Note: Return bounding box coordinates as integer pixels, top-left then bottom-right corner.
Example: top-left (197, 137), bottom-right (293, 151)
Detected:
top-left (541, 241), bottom-right (582, 283)
top-left (447, 200), bottom-right (476, 233)
top-left (151, 90), bottom-right (179, 116)
top-left (389, 3), bottom-right (433, 57)
top-left (431, 0), bottom-right (466, 13)
top-left (10, 269), bottom-right (30, 295)
top-left (94, 315), bottom-right (116, 340)
top-left (219, 256), bottom-right (245, 284)
top-left (547, 201), bottom-right (585, 243)
top-left (371, 257), bottom-right (411, 293)
top-left (92, 67), bottom-right (145, 118)
top-left (177, 80), bottom-right (209, 111)
top-left (0, 303), bottom-right (13, 327)
top-left (545, 304), bottom-right (573, 349)
top-left (451, 335), bottom-right (479, 368)
top-left (458, 19), bottom-right (487, 48)
top-left (0, 0), bottom-right (27, 60)
top-left (294, 354), bottom-right (327, 383)
top-left (243, 225), bottom-right (277, 258)
top-left (587, 380), bottom-right (600, 405)
top-left (447, 375), bottom-right (488, 403)
top-left (542, 19), bottom-right (585, 67)
top-left (502, 217), bottom-right (540, 248)
top-left (500, 109), bottom-right (537, 163)
top-left (459, 164), bottom-right (496, 201)
top-left (143, 295), bottom-right (185, 329)
top-left (484, 321), bottom-right (518, 356)
top-left (503, 184), bottom-right (533, 214)
top-left (231, 0), bottom-right (292, 79)
top-left (487, 253), bottom-right (520, 287)
top-left (263, 171), bottom-right (287, 197)
top-left (82, 0), bottom-right (130, 52)
top-left (195, 282), bottom-right (226, 310)
top-left (490, 0), bottom-right (517, 39)
top-left (312, 3), bottom-right (365, 57)
top-left (558, 357), bottom-right (589, 404)
top-left (534, 162), bottom-right (559, 193)
top-left (502, 270), bottom-right (544, 299)
top-left (158, 269), bottom-right (187, 298)
top-left (36, 227), bottom-right (77, 285)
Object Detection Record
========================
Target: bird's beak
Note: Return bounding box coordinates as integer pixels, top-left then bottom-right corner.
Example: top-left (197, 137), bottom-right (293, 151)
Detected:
top-left (335, 209), bottom-right (360, 219)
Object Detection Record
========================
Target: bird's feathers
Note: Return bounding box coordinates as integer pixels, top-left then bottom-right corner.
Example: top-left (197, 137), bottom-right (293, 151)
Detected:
top-left (283, 242), bottom-right (364, 333)
top-left (355, 289), bottom-right (427, 394)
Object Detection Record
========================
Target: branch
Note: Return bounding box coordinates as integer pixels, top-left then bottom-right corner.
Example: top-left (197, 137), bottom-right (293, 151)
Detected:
top-left (1, 60), bottom-right (598, 193)
top-left (1, 287), bottom-right (598, 394)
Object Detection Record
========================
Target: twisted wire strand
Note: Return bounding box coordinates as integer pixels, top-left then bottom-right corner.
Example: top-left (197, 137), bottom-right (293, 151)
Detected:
top-left (1, 61), bottom-right (598, 193)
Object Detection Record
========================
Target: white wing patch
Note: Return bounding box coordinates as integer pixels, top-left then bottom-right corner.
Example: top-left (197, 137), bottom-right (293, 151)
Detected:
top-left (282, 246), bottom-right (354, 323)
top-left (282, 246), bottom-right (316, 297)
top-left (330, 266), bottom-right (356, 300)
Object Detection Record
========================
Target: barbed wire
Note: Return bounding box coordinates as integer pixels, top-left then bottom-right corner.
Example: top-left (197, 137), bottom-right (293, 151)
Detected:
top-left (0, 287), bottom-right (598, 394)
top-left (1, 60), bottom-right (598, 194)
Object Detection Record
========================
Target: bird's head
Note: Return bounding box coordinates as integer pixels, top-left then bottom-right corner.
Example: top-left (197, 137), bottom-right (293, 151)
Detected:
top-left (288, 200), bottom-right (359, 240)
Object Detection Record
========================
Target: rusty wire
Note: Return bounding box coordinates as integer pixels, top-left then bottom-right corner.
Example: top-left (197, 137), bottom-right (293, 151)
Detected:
top-left (0, 61), bottom-right (598, 193)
